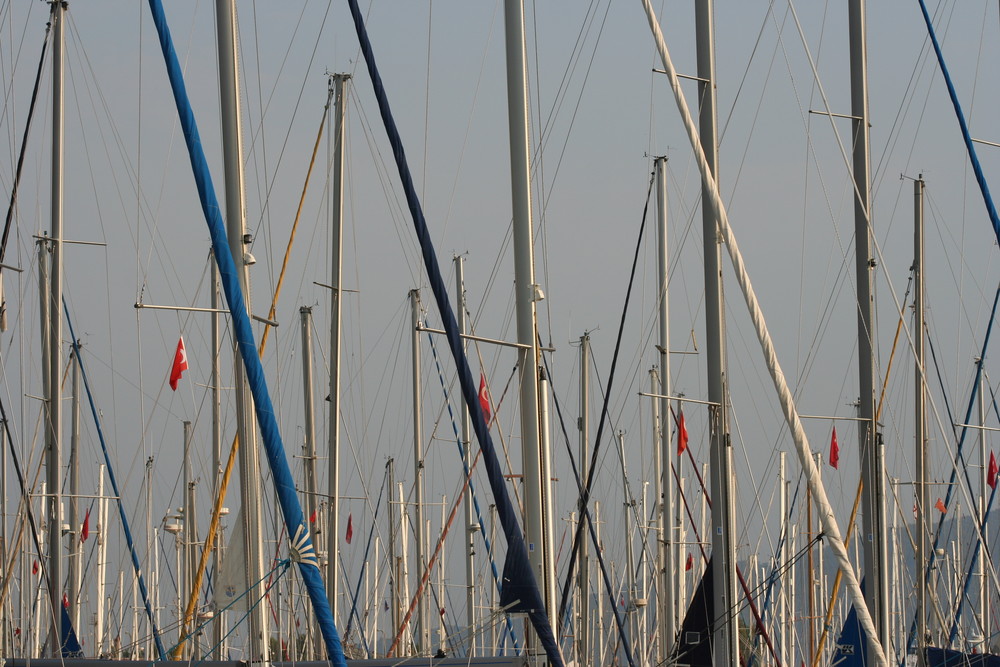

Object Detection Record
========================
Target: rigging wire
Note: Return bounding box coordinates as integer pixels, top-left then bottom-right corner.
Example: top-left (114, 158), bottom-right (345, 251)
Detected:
top-left (1, 9), bottom-right (48, 264)
top-left (343, 468), bottom-right (387, 656)
top-left (65, 302), bottom-right (166, 659)
top-left (555, 171), bottom-right (654, 666)
top-left (424, 324), bottom-right (521, 652)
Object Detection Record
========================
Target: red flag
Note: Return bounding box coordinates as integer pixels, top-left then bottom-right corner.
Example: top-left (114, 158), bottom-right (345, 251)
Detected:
top-left (81, 508), bottom-right (90, 543)
top-left (685, 552), bottom-right (693, 571)
top-left (32, 560), bottom-right (38, 575)
top-left (309, 509), bottom-right (317, 524)
top-left (677, 409), bottom-right (689, 456)
top-left (62, 593), bottom-right (69, 609)
top-left (989, 451), bottom-right (998, 491)
top-left (478, 373), bottom-right (491, 423)
top-left (829, 427), bottom-right (840, 470)
top-left (169, 336), bottom-right (189, 391)
top-left (935, 498), bottom-right (947, 514)
top-left (345, 513), bottom-right (353, 544)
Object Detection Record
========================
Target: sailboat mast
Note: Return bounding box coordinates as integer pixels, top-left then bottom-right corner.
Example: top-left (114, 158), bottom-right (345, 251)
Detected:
top-left (210, 259), bottom-right (225, 657)
top-left (181, 422), bottom-right (191, 659)
top-left (693, 2), bottom-right (738, 665)
top-left (578, 333), bottom-right (591, 665)
top-left (779, 452), bottom-right (789, 667)
top-left (69, 347), bottom-right (82, 636)
top-left (213, 0), bottom-right (269, 659)
top-left (454, 255), bottom-right (476, 657)
top-left (914, 175), bottom-right (929, 663)
top-left (617, 430), bottom-right (638, 654)
top-left (96, 465), bottom-right (107, 657)
top-left (387, 459), bottom-right (399, 655)
top-left (653, 156), bottom-right (675, 661)
top-left (502, 0), bottom-right (550, 636)
top-left (46, 0), bottom-right (66, 655)
top-left (410, 289), bottom-right (430, 653)
top-left (848, 3), bottom-right (888, 664)
top-left (300, 305), bottom-right (318, 658)
top-left (327, 72), bottom-right (349, 628)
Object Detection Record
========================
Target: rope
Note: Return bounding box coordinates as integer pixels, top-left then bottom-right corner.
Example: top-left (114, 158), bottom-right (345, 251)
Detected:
top-left (341, 1), bottom-right (562, 663)
top-left (640, 2), bottom-right (885, 663)
top-left (143, 1), bottom-right (346, 663)
top-left (172, 77), bottom-right (335, 660)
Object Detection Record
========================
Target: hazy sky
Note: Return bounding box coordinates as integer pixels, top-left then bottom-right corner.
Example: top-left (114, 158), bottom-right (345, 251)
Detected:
top-left (2, 0), bottom-right (999, 650)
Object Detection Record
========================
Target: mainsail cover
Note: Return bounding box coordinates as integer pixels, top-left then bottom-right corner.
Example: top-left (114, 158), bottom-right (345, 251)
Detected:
top-left (671, 555), bottom-right (714, 667)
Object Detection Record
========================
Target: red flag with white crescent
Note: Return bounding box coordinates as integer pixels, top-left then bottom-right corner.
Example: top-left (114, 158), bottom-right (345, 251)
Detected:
top-left (677, 409), bottom-right (689, 456)
top-left (478, 373), bottom-right (491, 423)
top-left (169, 336), bottom-right (189, 391)
top-left (829, 427), bottom-right (840, 470)
top-left (989, 451), bottom-right (998, 491)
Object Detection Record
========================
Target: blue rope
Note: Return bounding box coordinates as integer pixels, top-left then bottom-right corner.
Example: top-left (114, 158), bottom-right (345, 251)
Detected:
top-left (63, 303), bottom-right (166, 661)
top-left (142, 2), bottom-right (346, 663)
top-left (916, 0), bottom-right (1000, 246)
top-left (905, 16), bottom-right (1000, 652)
top-left (342, 1), bottom-right (563, 663)
top-left (425, 327), bottom-right (521, 654)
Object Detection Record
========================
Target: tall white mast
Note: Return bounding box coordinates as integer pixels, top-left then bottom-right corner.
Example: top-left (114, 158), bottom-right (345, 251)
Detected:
top-left (454, 255), bottom-right (477, 657)
top-left (46, 0), bottom-right (66, 655)
top-left (502, 0), bottom-right (552, 637)
top-left (410, 289), bottom-right (430, 652)
top-left (300, 305), bottom-right (318, 658)
top-left (210, 256), bottom-right (225, 656)
top-left (848, 2), bottom-right (889, 663)
top-left (213, 0), bottom-right (269, 659)
top-left (914, 175), bottom-right (929, 664)
top-left (183, 420), bottom-right (199, 660)
top-left (691, 2), bottom-right (738, 665)
top-left (387, 459), bottom-right (401, 655)
top-left (653, 156), bottom-right (675, 661)
top-left (95, 465), bottom-right (107, 657)
top-left (578, 333), bottom-right (591, 665)
top-left (617, 431), bottom-right (638, 653)
top-left (327, 73), bottom-right (349, 628)
top-left (68, 347), bottom-right (82, 636)
top-left (778, 453), bottom-right (789, 667)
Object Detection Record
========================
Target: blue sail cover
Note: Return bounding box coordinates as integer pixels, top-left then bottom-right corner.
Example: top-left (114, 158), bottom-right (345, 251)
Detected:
top-left (143, 2), bottom-right (346, 665)
top-left (671, 555), bottom-right (714, 667)
top-left (59, 604), bottom-right (83, 658)
top-left (832, 577), bottom-right (868, 667)
top-left (342, 1), bottom-right (564, 664)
